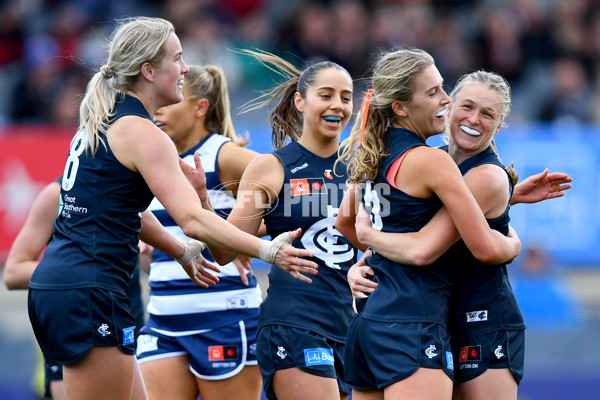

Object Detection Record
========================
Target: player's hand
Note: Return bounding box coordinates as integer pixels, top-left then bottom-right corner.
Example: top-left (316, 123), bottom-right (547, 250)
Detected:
top-left (182, 254), bottom-right (221, 288)
top-left (176, 239), bottom-right (220, 287)
top-left (512, 169), bottom-right (572, 205)
top-left (179, 151), bottom-right (209, 203)
top-left (347, 253), bottom-right (377, 298)
top-left (505, 226), bottom-right (520, 264)
top-left (233, 255), bottom-right (253, 286)
top-left (261, 229), bottom-right (319, 284)
top-left (355, 203), bottom-right (373, 244)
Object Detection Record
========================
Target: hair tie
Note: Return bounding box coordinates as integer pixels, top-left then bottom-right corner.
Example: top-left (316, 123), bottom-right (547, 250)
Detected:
top-left (100, 64), bottom-right (114, 79)
top-left (359, 89), bottom-right (374, 143)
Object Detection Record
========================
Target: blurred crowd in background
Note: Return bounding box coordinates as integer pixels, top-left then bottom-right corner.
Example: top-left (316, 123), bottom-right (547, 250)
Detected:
top-left (1, 0), bottom-right (600, 127)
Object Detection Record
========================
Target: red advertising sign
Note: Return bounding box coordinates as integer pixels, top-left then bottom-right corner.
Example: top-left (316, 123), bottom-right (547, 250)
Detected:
top-left (0, 126), bottom-right (74, 260)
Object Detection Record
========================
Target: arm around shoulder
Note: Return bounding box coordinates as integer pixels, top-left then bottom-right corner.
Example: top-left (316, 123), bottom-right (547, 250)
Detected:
top-left (420, 150), bottom-right (520, 264)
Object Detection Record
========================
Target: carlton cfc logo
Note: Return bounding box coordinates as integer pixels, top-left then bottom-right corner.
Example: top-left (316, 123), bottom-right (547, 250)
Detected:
top-left (301, 215), bottom-right (355, 270)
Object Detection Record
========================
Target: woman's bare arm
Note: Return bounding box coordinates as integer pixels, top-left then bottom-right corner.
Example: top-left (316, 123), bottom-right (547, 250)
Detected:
top-left (4, 182), bottom-right (60, 289)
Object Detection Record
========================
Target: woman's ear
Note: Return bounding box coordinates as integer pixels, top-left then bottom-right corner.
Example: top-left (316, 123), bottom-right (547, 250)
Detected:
top-left (392, 100), bottom-right (407, 117)
top-left (493, 124), bottom-right (502, 136)
top-left (140, 62), bottom-right (154, 82)
top-left (294, 92), bottom-right (304, 113)
top-left (195, 98), bottom-right (209, 118)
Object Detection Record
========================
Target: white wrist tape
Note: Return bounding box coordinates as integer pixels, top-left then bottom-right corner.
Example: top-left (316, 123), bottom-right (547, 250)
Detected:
top-left (258, 232), bottom-right (293, 264)
top-left (176, 240), bottom-right (207, 267)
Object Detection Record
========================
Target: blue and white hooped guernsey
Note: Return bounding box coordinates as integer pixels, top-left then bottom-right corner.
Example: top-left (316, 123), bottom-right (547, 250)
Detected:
top-left (144, 133), bottom-right (262, 335)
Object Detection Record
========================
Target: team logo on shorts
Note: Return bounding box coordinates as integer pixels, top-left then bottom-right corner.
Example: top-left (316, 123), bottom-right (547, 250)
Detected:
top-left (425, 345), bottom-right (438, 359)
top-left (495, 345), bottom-right (504, 359)
top-left (97, 323), bottom-right (111, 336)
top-left (459, 345), bottom-right (482, 362)
top-left (277, 346), bottom-right (287, 359)
top-left (208, 345), bottom-right (238, 361)
top-left (304, 348), bottom-right (334, 366)
top-left (122, 326), bottom-right (136, 346)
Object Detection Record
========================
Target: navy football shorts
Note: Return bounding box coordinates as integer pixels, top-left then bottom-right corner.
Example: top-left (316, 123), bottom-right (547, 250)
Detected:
top-left (136, 318), bottom-right (258, 380)
top-left (344, 315), bottom-right (454, 390)
top-left (451, 328), bottom-right (525, 384)
top-left (28, 288), bottom-right (137, 365)
top-left (256, 324), bottom-right (350, 400)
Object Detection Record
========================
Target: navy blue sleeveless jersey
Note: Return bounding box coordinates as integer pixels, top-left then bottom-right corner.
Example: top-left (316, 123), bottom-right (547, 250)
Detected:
top-left (30, 95), bottom-right (154, 295)
top-left (48, 175), bottom-right (145, 329)
top-left (442, 145), bottom-right (525, 338)
top-left (360, 128), bottom-right (453, 326)
top-left (260, 141), bottom-right (357, 342)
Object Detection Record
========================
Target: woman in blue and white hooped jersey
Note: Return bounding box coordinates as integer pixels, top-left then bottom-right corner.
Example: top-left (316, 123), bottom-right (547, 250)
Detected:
top-left (136, 65), bottom-right (264, 400)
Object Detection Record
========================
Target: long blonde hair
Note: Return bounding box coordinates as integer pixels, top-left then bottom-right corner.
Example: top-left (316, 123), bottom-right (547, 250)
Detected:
top-left (240, 49), bottom-right (350, 149)
top-left (450, 70), bottom-right (518, 184)
top-left (337, 48), bottom-right (434, 183)
top-left (185, 65), bottom-right (248, 146)
top-left (78, 17), bottom-right (174, 154)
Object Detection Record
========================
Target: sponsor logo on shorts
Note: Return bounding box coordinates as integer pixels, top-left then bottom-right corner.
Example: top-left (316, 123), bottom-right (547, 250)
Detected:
top-left (249, 343), bottom-right (257, 356)
top-left (122, 326), bottom-right (135, 346)
top-left (208, 345), bottom-right (238, 361)
top-left (212, 362), bottom-right (236, 368)
top-left (277, 346), bottom-right (288, 359)
top-left (459, 345), bottom-right (482, 362)
top-left (466, 310), bottom-right (488, 322)
top-left (446, 351), bottom-right (454, 371)
top-left (304, 348), bottom-right (335, 366)
top-left (97, 323), bottom-right (111, 337)
top-left (495, 345), bottom-right (504, 359)
top-left (425, 344), bottom-right (438, 359)
top-left (136, 334), bottom-right (158, 355)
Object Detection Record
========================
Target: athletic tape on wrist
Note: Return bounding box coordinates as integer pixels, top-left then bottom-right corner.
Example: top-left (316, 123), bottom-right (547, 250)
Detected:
top-left (258, 232), bottom-right (291, 264)
top-left (176, 240), bottom-right (207, 267)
